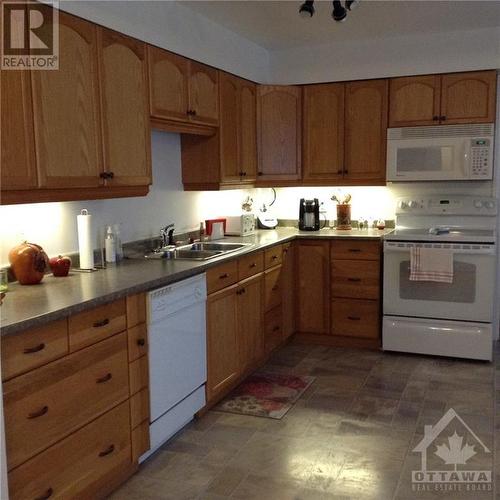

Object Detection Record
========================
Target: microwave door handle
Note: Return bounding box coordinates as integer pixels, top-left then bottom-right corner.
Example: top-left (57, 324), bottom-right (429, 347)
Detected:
top-left (463, 140), bottom-right (471, 178)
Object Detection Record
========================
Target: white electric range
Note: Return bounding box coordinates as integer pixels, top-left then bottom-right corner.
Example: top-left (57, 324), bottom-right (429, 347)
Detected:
top-left (383, 195), bottom-right (497, 361)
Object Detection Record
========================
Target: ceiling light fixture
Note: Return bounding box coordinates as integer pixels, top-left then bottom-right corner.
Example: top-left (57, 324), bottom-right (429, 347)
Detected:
top-left (332, 0), bottom-right (347, 22)
top-left (298, 0), bottom-right (359, 22)
top-left (298, 0), bottom-right (315, 18)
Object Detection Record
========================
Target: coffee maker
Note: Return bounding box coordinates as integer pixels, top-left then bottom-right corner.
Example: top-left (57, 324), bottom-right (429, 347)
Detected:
top-left (299, 198), bottom-right (320, 231)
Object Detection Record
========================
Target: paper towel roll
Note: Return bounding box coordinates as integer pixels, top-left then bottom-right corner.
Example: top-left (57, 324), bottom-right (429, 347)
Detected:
top-left (77, 209), bottom-right (94, 270)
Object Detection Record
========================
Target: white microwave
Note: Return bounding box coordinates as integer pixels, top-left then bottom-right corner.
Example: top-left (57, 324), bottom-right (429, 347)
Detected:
top-left (386, 123), bottom-right (494, 181)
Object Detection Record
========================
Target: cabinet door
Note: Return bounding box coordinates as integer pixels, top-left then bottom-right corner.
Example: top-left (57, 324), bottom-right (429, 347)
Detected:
top-left (219, 73), bottom-right (241, 182)
top-left (281, 242), bottom-right (295, 340)
top-left (1, 70), bottom-right (37, 190)
top-left (188, 61), bottom-right (219, 125)
top-left (296, 241), bottom-right (330, 335)
top-left (239, 80), bottom-right (257, 181)
top-left (344, 79), bottom-right (388, 183)
top-left (206, 285), bottom-right (239, 401)
top-left (99, 29), bottom-right (151, 186)
top-left (257, 86), bottom-right (301, 181)
top-left (441, 71), bottom-right (496, 124)
top-left (147, 46), bottom-right (189, 122)
top-left (31, 11), bottom-right (103, 188)
top-left (303, 83), bottom-right (344, 182)
top-left (237, 274), bottom-right (264, 370)
top-left (389, 75), bottom-right (441, 127)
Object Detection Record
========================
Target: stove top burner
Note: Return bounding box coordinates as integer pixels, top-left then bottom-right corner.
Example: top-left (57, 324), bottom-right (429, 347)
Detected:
top-left (384, 227), bottom-right (496, 244)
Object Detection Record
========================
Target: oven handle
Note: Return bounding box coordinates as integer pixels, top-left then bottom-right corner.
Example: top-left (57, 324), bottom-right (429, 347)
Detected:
top-left (384, 242), bottom-right (496, 256)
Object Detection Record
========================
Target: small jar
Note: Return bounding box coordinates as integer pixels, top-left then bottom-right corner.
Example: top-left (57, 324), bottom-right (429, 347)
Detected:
top-left (336, 204), bottom-right (352, 230)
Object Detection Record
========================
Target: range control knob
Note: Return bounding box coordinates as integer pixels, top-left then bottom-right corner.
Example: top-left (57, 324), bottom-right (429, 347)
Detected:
top-left (397, 201), bottom-right (408, 209)
top-left (408, 201), bottom-right (419, 209)
top-left (485, 201), bottom-right (495, 209)
top-left (473, 200), bottom-right (484, 209)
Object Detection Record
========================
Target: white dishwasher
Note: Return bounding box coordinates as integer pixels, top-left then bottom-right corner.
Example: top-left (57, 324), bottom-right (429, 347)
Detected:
top-left (144, 273), bottom-right (207, 460)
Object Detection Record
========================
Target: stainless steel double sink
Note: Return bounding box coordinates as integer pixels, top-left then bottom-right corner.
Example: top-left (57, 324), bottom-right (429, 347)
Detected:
top-left (144, 241), bottom-right (252, 261)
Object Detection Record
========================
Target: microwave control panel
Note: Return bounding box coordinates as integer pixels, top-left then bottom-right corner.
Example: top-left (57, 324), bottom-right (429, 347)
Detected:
top-left (470, 138), bottom-right (492, 178)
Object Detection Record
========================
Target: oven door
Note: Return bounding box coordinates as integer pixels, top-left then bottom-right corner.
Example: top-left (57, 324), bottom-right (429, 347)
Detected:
top-left (386, 136), bottom-right (468, 181)
top-left (383, 241), bottom-right (495, 322)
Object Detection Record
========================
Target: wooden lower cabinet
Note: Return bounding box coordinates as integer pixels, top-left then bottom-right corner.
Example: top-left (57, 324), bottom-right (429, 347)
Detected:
top-left (281, 242), bottom-right (295, 340)
top-left (331, 298), bottom-right (380, 339)
top-left (206, 284), bottom-right (240, 401)
top-left (296, 240), bottom-right (330, 335)
top-left (8, 401), bottom-right (132, 500)
top-left (238, 274), bottom-right (264, 370)
top-left (3, 293), bottom-right (151, 499)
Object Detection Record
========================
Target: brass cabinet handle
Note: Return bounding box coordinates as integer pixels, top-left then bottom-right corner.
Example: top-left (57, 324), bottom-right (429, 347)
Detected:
top-left (219, 273), bottom-right (228, 279)
top-left (258, 172), bottom-right (263, 176)
top-left (271, 255), bottom-right (278, 260)
top-left (96, 373), bottom-right (112, 384)
top-left (272, 326), bottom-right (280, 332)
top-left (28, 406), bottom-right (48, 419)
top-left (347, 278), bottom-right (361, 282)
top-left (98, 444), bottom-right (115, 457)
top-left (23, 343), bottom-right (45, 354)
top-left (249, 263), bottom-right (256, 268)
top-left (348, 248), bottom-right (361, 253)
top-left (137, 338), bottom-right (146, 347)
top-left (337, 169), bottom-right (343, 174)
top-left (347, 316), bottom-right (361, 321)
top-left (272, 285), bottom-right (279, 291)
top-left (440, 115), bottom-right (446, 121)
top-left (432, 116), bottom-right (439, 121)
top-left (93, 318), bottom-right (110, 328)
top-left (35, 488), bottom-right (53, 500)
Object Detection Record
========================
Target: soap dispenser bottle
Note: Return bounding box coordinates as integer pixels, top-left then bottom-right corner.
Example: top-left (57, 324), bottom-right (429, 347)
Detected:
top-left (105, 225), bottom-right (116, 263)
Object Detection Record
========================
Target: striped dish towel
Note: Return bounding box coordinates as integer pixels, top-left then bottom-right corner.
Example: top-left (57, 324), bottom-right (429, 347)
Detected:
top-left (409, 246), bottom-right (453, 283)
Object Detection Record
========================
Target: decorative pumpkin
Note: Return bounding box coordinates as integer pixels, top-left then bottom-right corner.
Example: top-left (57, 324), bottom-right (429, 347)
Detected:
top-left (8, 242), bottom-right (49, 285)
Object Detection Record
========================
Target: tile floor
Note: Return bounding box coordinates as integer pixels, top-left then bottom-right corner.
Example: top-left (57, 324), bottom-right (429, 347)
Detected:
top-left (110, 341), bottom-right (500, 500)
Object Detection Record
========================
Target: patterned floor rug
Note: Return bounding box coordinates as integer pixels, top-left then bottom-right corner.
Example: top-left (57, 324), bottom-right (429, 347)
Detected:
top-left (214, 372), bottom-right (316, 419)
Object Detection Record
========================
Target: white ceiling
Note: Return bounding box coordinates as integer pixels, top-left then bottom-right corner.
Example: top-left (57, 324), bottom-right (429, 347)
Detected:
top-left (181, 0), bottom-right (500, 51)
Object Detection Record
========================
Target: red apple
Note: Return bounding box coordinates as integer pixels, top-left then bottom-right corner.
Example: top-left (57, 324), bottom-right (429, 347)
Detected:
top-left (49, 255), bottom-right (71, 277)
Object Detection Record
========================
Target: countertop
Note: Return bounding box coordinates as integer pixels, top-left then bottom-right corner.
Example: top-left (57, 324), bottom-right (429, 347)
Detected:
top-left (0, 227), bottom-right (392, 336)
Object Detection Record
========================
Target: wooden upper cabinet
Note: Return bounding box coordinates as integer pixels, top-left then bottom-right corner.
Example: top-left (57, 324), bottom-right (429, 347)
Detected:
top-left (257, 86), bottom-right (302, 182)
top-left (1, 71), bottom-right (37, 190)
top-left (389, 70), bottom-right (496, 127)
top-left (440, 70), bottom-right (496, 124)
top-left (219, 73), bottom-right (241, 182)
top-left (188, 61), bottom-right (219, 125)
top-left (239, 80), bottom-right (257, 181)
top-left (31, 11), bottom-right (103, 188)
top-left (389, 75), bottom-right (441, 127)
top-left (303, 83), bottom-right (345, 182)
top-left (344, 79), bottom-right (388, 183)
top-left (99, 29), bottom-right (151, 186)
top-left (148, 46), bottom-right (189, 122)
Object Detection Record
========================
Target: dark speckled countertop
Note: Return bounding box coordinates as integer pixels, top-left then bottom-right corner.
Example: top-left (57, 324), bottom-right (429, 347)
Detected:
top-left (0, 227), bottom-right (392, 336)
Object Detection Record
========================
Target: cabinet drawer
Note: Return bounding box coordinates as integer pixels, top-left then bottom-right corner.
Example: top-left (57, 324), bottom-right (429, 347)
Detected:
top-left (331, 299), bottom-right (380, 339)
top-left (8, 401), bottom-right (131, 500)
top-left (264, 266), bottom-right (282, 312)
top-left (132, 420), bottom-right (150, 462)
top-left (68, 299), bottom-right (127, 351)
top-left (4, 332), bottom-right (129, 470)
top-left (331, 240), bottom-right (380, 261)
top-left (129, 355), bottom-right (149, 396)
top-left (264, 245), bottom-right (283, 269)
top-left (331, 259), bottom-right (380, 300)
top-left (127, 323), bottom-right (148, 362)
top-left (238, 251), bottom-right (264, 281)
top-left (130, 387), bottom-right (149, 429)
top-left (207, 260), bottom-right (238, 294)
top-left (265, 307), bottom-right (283, 353)
top-left (1, 320), bottom-right (68, 381)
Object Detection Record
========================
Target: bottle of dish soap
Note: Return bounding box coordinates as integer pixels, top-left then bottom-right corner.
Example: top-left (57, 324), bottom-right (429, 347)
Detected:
top-left (105, 225), bottom-right (116, 263)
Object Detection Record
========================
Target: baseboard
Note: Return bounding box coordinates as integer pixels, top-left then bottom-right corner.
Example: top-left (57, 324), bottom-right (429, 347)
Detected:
top-left (293, 332), bottom-right (381, 350)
